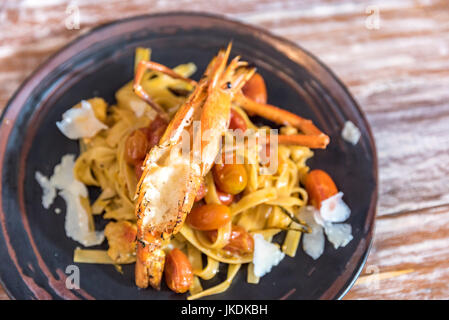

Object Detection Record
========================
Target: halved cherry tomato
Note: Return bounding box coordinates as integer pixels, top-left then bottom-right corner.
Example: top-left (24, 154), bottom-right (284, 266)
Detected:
top-left (148, 125), bottom-right (166, 149)
top-left (186, 203), bottom-right (231, 231)
top-left (304, 169), bottom-right (338, 209)
top-left (224, 226), bottom-right (254, 255)
top-left (205, 225), bottom-right (254, 256)
top-left (195, 181), bottom-right (208, 202)
top-left (125, 130), bottom-right (149, 165)
top-left (212, 163), bottom-right (248, 195)
top-left (140, 115), bottom-right (167, 149)
top-left (216, 189), bottom-right (234, 205)
top-left (242, 73), bottom-right (267, 104)
top-left (229, 109), bottom-right (247, 132)
top-left (164, 248), bottom-right (193, 293)
top-left (140, 116), bottom-right (167, 139)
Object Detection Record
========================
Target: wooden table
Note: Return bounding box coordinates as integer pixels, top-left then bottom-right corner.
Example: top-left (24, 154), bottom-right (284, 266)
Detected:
top-left (1, 0), bottom-right (448, 300)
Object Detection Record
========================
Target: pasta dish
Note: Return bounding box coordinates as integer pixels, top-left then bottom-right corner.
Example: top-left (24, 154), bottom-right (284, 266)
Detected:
top-left (37, 44), bottom-right (354, 299)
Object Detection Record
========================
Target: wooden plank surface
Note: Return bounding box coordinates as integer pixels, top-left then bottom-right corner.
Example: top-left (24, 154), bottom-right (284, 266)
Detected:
top-left (0, 0), bottom-right (448, 299)
top-left (345, 205), bottom-right (449, 299)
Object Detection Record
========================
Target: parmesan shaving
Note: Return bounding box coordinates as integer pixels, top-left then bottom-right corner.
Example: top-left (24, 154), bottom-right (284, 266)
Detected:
top-left (299, 203), bottom-right (353, 259)
top-left (299, 206), bottom-right (325, 260)
top-left (252, 234), bottom-right (285, 277)
top-left (323, 223), bottom-right (353, 249)
top-left (35, 154), bottom-right (104, 247)
top-left (319, 192), bottom-right (351, 223)
top-left (56, 100), bottom-right (108, 139)
top-left (35, 171), bottom-right (57, 209)
top-left (341, 121), bottom-right (361, 145)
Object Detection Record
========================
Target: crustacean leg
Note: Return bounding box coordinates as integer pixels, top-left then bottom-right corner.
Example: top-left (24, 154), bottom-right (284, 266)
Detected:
top-left (133, 56), bottom-right (329, 149)
top-left (235, 94), bottom-right (330, 149)
top-left (133, 60), bottom-right (197, 120)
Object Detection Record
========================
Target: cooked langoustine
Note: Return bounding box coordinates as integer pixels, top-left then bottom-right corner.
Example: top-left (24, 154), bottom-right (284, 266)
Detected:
top-left (133, 44), bottom-right (255, 289)
top-left (132, 43), bottom-right (330, 289)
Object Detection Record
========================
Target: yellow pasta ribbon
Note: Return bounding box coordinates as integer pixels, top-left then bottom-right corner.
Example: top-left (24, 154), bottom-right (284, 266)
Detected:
top-left (188, 264), bottom-right (241, 300)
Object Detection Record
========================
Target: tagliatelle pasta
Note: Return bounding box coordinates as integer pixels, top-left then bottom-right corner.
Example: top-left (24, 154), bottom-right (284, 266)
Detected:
top-left (187, 264), bottom-right (242, 300)
top-left (179, 224), bottom-right (253, 265)
top-left (69, 47), bottom-right (316, 299)
top-left (74, 248), bottom-right (136, 264)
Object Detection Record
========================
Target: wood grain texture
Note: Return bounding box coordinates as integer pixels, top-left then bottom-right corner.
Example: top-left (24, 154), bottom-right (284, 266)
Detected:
top-left (0, 0), bottom-right (448, 299)
top-left (345, 205), bottom-right (449, 299)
